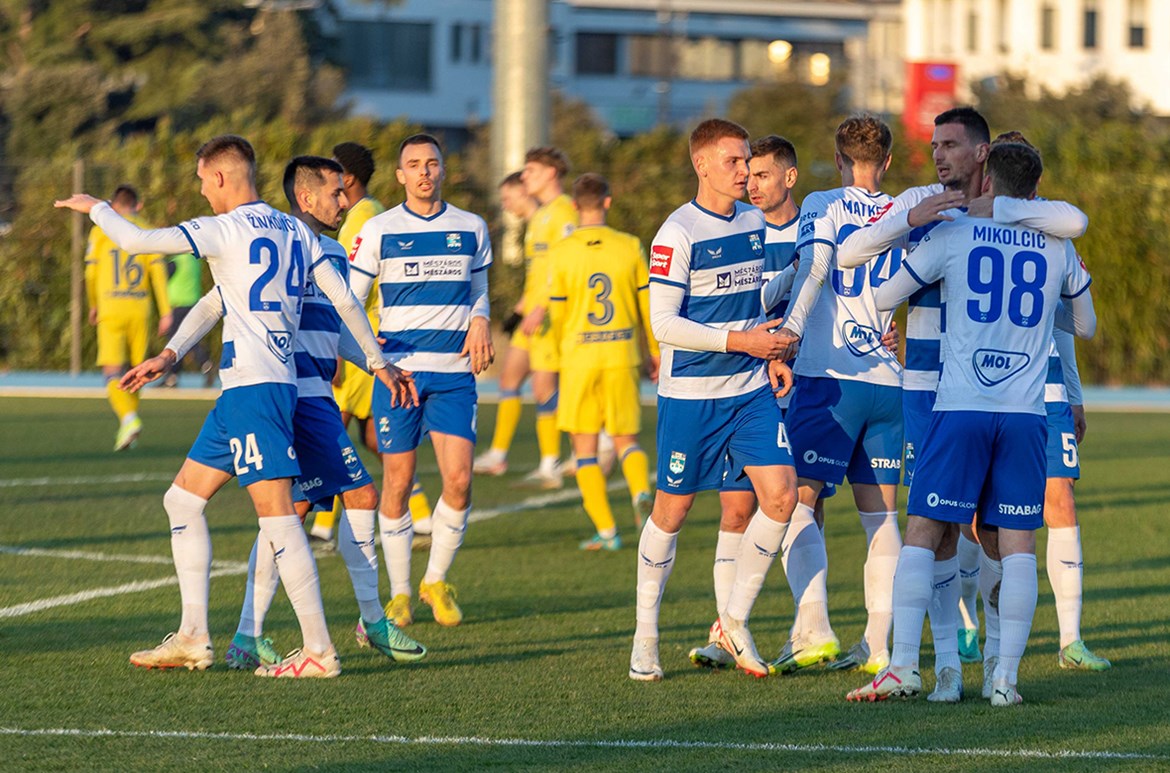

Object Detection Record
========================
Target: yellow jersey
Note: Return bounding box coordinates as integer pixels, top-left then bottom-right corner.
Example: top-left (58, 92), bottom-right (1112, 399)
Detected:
top-left (84, 215), bottom-right (170, 318)
top-left (548, 224), bottom-right (658, 369)
top-left (522, 193), bottom-right (577, 313)
top-left (340, 195), bottom-right (386, 321)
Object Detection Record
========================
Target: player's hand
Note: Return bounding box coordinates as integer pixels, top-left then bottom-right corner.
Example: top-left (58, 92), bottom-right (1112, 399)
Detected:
top-left (768, 359), bottom-right (794, 398)
top-left (727, 318), bottom-right (797, 360)
top-left (519, 306), bottom-right (545, 337)
top-left (1071, 404), bottom-right (1087, 443)
top-left (965, 195), bottom-right (994, 219)
top-left (462, 316), bottom-right (495, 375)
top-left (157, 313), bottom-right (173, 337)
top-left (374, 364), bottom-right (418, 408)
top-left (53, 194), bottom-right (102, 214)
top-left (907, 190), bottom-right (966, 228)
top-left (88, 307), bottom-right (98, 326)
top-left (120, 350), bottom-right (176, 393)
top-left (646, 355), bottom-right (660, 383)
top-left (881, 320), bottom-right (899, 353)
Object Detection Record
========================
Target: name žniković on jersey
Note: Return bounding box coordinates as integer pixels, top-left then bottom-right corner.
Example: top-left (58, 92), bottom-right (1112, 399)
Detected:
top-left (177, 202), bottom-right (323, 391)
top-left (649, 200), bottom-right (768, 400)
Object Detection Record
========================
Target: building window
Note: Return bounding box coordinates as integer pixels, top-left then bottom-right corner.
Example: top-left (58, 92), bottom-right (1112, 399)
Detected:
top-left (450, 24), bottom-right (463, 62)
top-left (575, 32), bottom-right (617, 76)
top-left (674, 36), bottom-right (736, 81)
top-left (1083, 1), bottom-right (1098, 49)
top-left (966, 1), bottom-right (979, 52)
top-left (996, 0), bottom-right (1010, 53)
top-left (341, 21), bottom-right (432, 91)
top-left (629, 34), bottom-right (670, 78)
top-left (1040, 4), bottom-right (1056, 50)
top-left (470, 23), bottom-right (483, 63)
top-left (1128, 0), bottom-right (1147, 48)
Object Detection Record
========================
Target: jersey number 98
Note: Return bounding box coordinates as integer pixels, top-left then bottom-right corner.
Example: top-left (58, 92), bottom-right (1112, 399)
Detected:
top-left (966, 247), bottom-right (1047, 328)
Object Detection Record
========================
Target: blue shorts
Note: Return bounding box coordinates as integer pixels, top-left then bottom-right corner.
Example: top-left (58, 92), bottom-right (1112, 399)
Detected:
top-left (1045, 402), bottom-right (1081, 480)
top-left (292, 396), bottom-right (373, 508)
top-left (907, 410), bottom-right (1046, 530)
top-left (721, 450), bottom-right (835, 499)
top-left (786, 376), bottom-right (903, 486)
top-left (188, 383), bottom-right (299, 487)
top-left (658, 385), bottom-right (794, 495)
top-left (373, 371), bottom-right (477, 453)
top-left (902, 389), bottom-right (937, 487)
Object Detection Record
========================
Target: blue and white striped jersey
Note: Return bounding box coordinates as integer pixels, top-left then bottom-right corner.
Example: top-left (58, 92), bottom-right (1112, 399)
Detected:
top-left (648, 200), bottom-right (768, 400)
top-left (294, 235), bottom-right (349, 399)
top-left (762, 211), bottom-right (799, 321)
top-left (349, 202), bottom-right (492, 374)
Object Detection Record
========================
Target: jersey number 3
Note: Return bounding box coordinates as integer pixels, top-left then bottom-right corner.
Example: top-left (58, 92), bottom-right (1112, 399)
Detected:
top-left (587, 272), bottom-right (614, 326)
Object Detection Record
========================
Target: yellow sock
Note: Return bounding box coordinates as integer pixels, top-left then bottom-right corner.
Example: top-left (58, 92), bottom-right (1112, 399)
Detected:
top-left (620, 446), bottom-right (651, 499)
top-left (106, 379), bottom-right (138, 421)
top-left (536, 413), bottom-right (560, 460)
top-left (313, 496), bottom-right (342, 535)
top-left (576, 462), bottom-right (615, 535)
top-left (409, 478), bottom-right (432, 523)
top-left (490, 395), bottom-right (523, 454)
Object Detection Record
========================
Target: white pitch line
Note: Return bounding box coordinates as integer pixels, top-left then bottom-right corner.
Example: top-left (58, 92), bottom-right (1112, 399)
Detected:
top-left (0, 472), bottom-right (175, 488)
top-left (0, 544), bottom-right (244, 570)
top-left (0, 727), bottom-right (1160, 761)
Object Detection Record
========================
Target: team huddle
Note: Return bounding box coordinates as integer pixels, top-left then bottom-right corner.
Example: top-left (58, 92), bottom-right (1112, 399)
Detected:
top-left (56, 106), bottom-right (1105, 703)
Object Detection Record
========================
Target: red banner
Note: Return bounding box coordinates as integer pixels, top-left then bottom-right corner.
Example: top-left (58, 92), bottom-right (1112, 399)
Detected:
top-left (903, 62), bottom-right (958, 142)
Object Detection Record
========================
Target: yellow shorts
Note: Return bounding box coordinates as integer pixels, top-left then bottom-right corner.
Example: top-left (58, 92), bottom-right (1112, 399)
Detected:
top-left (510, 324), bottom-right (559, 372)
top-left (96, 312), bottom-right (148, 368)
top-left (557, 366), bottom-right (642, 436)
top-left (333, 361), bottom-right (374, 420)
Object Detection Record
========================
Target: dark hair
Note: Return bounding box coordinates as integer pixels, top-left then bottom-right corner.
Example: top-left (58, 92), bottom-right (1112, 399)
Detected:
top-left (282, 156), bottom-right (344, 208)
top-left (398, 133), bottom-right (443, 166)
top-left (934, 106), bottom-right (991, 145)
top-left (524, 146), bottom-right (570, 179)
top-left (749, 134), bottom-right (798, 169)
top-left (991, 130), bottom-right (1037, 152)
top-left (571, 173), bottom-right (610, 210)
top-left (196, 134), bottom-right (255, 169)
top-left (689, 118), bottom-right (749, 155)
top-left (332, 142), bottom-right (375, 186)
top-left (499, 170), bottom-right (525, 188)
top-left (110, 184), bottom-right (138, 208)
top-left (986, 142), bottom-right (1043, 199)
top-left (835, 114), bottom-right (892, 166)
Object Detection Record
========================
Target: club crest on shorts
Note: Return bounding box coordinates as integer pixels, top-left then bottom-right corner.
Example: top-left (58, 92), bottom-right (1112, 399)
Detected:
top-left (668, 451), bottom-right (686, 475)
top-left (446, 232), bottom-right (462, 251)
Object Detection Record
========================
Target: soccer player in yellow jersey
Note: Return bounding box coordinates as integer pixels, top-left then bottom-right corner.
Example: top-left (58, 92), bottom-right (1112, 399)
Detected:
top-left (310, 142), bottom-right (433, 547)
top-left (84, 185), bottom-right (172, 450)
top-left (549, 173), bottom-right (659, 550)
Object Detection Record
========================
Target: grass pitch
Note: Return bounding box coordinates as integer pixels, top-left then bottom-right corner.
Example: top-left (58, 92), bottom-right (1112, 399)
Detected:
top-left (0, 396), bottom-right (1168, 771)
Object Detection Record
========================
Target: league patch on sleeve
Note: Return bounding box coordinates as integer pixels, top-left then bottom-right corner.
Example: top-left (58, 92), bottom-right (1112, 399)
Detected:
top-left (650, 245), bottom-right (674, 276)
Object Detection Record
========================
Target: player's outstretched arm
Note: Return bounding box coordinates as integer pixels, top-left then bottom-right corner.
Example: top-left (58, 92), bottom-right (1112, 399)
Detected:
top-left (993, 196), bottom-right (1088, 238)
top-left (761, 262), bottom-right (798, 317)
top-left (58, 199), bottom-right (193, 255)
top-left (836, 190), bottom-right (934, 269)
top-left (726, 318), bottom-right (798, 360)
top-left (778, 238), bottom-right (834, 340)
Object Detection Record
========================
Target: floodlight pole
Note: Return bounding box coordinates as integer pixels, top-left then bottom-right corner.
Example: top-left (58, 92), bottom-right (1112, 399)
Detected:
top-left (70, 158), bottom-right (84, 376)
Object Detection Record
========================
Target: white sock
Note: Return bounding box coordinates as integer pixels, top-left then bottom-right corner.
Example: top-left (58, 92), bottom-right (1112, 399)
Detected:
top-left (379, 511), bottom-right (414, 598)
top-left (539, 454), bottom-right (559, 474)
top-left (995, 553), bottom-right (1038, 686)
top-left (237, 533), bottom-right (279, 638)
top-left (413, 516), bottom-right (433, 536)
top-left (782, 503), bottom-right (831, 641)
top-left (859, 510), bottom-right (900, 661)
top-left (634, 519), bottom-right (677, 640)
top-left (424, 497), bottom-right (469, 585)
top-left (889, 545), bottom-right (935, 671)
top-left (713, 530), bottom-right (742, 616)
top-left (957, 533), bottom-right (982, 631)
top-left (164, 485), bottom-right (212, 639)
top-left (257, 515), bottom-right (331, 654)
top-left (980, 551), bottom-right (1003, 661)
top-left (339, 508), bottom-right (383, 622)
top-left (1046, 526), bottom-right (1083, 648)
top-left (725, 511), bottom-right (788, 622)
top-left (928, 556), bottom-right (961, 675)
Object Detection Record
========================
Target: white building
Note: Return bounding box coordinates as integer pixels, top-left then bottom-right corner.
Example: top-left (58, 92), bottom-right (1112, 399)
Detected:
top-left (903, 0), bottom-right (1170, 113)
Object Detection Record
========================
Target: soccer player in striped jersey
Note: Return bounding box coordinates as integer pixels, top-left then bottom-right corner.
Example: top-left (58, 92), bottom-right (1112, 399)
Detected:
top-left (547, 173), bottom-right (659, 552)
top-left (848, 141), bottom-right (1097, 706)
top-left (630, 119), bottom-right (799, 681)
top-left (57, 135), bottom-right (407, 677)
top-left (84, 185), bottom-right (172, 450)
top-left (349, 134), bottom-right (494, 628)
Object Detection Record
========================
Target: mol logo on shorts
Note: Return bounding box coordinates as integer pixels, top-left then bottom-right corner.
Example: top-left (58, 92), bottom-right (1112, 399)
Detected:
top-left (973, 348), bottom-right (1030, 387)
top-left (669, 451), bottom-right (686, 475)
top-left (842, 320), bottom-right (883, 357)
top-left (266, 329), bottom-right (294, 364)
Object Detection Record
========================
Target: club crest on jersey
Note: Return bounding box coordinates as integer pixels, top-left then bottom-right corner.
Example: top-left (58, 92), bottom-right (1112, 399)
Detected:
top-left (446, 233), bottom-right (462, 251)
top-left (650, 245), bottom-right (673, 276)
top-left (405, 262), bottom-right (420, 277)
top-left (749, 232), bottom-right (762, 254)
top-left (716, 272), bottom-right (732, 290)
top-left (266, 329), bottom-right (294, 364)
top-left (668, 451), bottom-right (686, 475)
top-left (842, 320), bottom-right (883, 357)
top-left (973, 348), bottom-right (1031, 386)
